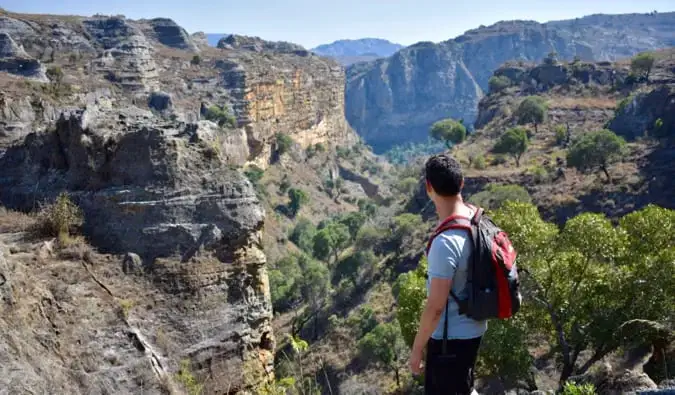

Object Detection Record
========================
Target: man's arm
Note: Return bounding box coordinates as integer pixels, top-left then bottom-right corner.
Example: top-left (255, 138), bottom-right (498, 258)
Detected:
top-left (411, 276), bottom-right (452, 355)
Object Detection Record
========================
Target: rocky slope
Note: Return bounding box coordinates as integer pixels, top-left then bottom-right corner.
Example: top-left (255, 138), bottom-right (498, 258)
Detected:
top-left (0, 9), bottom-right (357, 394)
top-left (346, 12), bottom-right (675, 152)
top-left (407, 47), bottom-right (675, 225)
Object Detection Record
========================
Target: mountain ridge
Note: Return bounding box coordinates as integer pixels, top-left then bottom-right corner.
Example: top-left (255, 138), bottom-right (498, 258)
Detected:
top-left (345, 11), bottom-right (675, 152)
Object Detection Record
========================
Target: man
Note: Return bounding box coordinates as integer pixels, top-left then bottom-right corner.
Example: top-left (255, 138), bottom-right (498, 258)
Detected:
top-left (409, 153), bottom-right (487, 395)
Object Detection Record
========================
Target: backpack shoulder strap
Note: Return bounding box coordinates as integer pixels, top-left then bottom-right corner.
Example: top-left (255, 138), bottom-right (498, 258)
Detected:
top-left (425, 215), bottom-right (472, 256)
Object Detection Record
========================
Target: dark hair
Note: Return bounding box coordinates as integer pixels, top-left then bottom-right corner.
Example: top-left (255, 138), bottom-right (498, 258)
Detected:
top-left (424, 154), bottom-right (463, 196)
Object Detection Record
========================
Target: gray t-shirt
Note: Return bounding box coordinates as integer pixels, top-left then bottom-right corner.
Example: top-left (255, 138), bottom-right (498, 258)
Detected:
top-left (426, 222), bottom-right (488, 340)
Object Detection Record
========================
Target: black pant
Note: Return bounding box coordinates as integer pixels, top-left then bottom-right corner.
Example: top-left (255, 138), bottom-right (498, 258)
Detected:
top-left (424, 336), bottom-right (482, 395)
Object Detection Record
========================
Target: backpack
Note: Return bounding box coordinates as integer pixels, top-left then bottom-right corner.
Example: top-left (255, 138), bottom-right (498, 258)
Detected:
top-left (425, 204), bottom-right (521, 321)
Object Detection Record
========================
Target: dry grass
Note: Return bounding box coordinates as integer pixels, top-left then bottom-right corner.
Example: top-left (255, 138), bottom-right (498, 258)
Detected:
top-left (549, 96), bottom-right (618, 110)
top-left (0, 207), bottom-right (35, 233)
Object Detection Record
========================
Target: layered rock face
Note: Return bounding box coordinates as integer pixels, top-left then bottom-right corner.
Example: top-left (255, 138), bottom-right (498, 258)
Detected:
top-left (346, 12), bottom-right (675, 152)
top-left (0, 10), bottom-right (356, 394)
top-left (0, 31), bottom-right (47, 81)
top-left (0, 106), bottom-right (274, 393)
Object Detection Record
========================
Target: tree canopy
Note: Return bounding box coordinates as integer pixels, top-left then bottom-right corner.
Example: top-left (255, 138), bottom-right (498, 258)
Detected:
top-left (493, 127), bottom-right (529, 166)
top-left (631, 52), bottom-right (656, 80)
top-left (516, 96), bottom-right (548, 133)
top-left (566, 129), bottom-right (626, 182)
top-left (429, 118), bottom-right (467, 149)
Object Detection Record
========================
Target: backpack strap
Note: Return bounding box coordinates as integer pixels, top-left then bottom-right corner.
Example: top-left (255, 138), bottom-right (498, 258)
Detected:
top-left (426, 208), bottom-right (482, 354)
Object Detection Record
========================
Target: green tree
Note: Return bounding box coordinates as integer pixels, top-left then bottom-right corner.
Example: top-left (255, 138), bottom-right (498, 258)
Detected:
top-left (358, 322), bottom-right (408, 389)
top-left (631, 52), bottom-right (656, 80)
top-left (493, 127), bottom-right (529, 167)
top-left (312, 221), bottom-right (350, 263)
top-left (566, 129), bottom-right (626, 182)
top-left (429, 118), bottom-right (467, 149)
top-left (393, 256), bottom-right (428, 347)
top-left (490, 201), bottom-right (675, 384)
top-left (338, 212), bottom-right (367, 241)
top-left (357, 199), bottom-right (377, 218)
top-left (516, 96), bottom-right (548, 133)
top-left (290, 218), bottom-right (317, 254)
top-left (204, 105), bottom-right (237, 128)
top-left (395, 177), bottom-right (420, 197)
top-left (355, 225), bottom-right (386, 252)
top-left (190, 55), bottom-right (202, 65)
top-left (478, 317), bottom-right (536, 390)
top-left (276, 133), bottom-right (294, 155)
top-left (488, 75), bottom-right (512, 94)
top-left (269, 255), bottom-right (303, 312)
top-left (287, 188), bottom-right (309, 217)
top-left (391, 213), bottom-right (424, 253)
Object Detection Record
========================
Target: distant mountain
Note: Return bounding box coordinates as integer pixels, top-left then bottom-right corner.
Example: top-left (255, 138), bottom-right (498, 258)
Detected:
top-left (206, 33), bottom-right (226, 46)
top-left (311, 38), bottom-right (404, 65)
top-left (345, 12), bottom-right (675, 152)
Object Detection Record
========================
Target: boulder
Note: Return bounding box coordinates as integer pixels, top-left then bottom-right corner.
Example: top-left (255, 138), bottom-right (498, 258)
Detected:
top-left (0, 106), bottom-right (263, 262)
top-left (609, 86), bottom-right (675, 140)
top-left (143, 18), bottom-right (197, 51)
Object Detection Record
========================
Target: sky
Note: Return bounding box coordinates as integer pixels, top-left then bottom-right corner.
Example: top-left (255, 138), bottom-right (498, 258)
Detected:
top-left (3, 0), bottom-right (674, 49)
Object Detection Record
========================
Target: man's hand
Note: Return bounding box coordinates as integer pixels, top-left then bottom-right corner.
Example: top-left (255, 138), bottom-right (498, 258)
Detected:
top-left (409, 347), bottom-right (424, 375)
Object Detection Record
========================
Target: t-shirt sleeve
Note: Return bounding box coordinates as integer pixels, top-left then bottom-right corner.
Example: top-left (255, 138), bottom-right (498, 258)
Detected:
top-left (427, 231), bottom-right (463, 280)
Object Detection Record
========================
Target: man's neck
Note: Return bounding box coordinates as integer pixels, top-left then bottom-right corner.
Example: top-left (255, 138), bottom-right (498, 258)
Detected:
top-left (435, 195), bottom-right (466, 222)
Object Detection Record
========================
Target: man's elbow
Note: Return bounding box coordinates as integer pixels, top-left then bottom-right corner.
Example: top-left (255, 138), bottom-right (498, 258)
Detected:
top-left (428, 303), bottom-right (445, 319)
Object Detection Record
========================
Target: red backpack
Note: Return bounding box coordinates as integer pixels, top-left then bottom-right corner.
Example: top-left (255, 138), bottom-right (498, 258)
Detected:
top-left (425, 204), bottom-right (521, 321)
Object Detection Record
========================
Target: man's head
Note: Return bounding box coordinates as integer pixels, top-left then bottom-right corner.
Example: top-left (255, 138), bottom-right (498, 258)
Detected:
top-left (424, 154), bottom-right (464, 200)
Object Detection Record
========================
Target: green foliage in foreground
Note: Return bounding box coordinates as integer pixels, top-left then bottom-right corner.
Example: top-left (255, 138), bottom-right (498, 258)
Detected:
top-left (394, 202), bottom-right (675, 386)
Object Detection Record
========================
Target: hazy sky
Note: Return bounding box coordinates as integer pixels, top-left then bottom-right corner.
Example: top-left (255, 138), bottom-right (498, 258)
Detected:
top-left (3, 0), bottom-right (674, 48)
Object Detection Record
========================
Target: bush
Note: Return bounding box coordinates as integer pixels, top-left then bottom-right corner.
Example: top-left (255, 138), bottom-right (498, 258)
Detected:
top-left (470, 184), bottom-right (532, 210)
top-left (289, 218), bottom-right (317, 254)
top-left (35, 192), bottom-right (83, 241)
top-left (554, 124), bottom-right (567, 145)
top-left (488, 75), bottom-right (511, 94)
top-left (473, 154), bottom-right (487, 170)
top-left (244, 165), bottom-right (264, 185)
top-left (190, 55), bottom-right (201, 65)
top-left (204, 105), bottom-right (237, 128)
top-left (276, 133), bottom-right (294, 155)
top-left (561, 382), bottom-right (597, 395)
top-left (287, 188), bottom-right (309, 217)
top-left (46, 66), bottom-right (64, 86)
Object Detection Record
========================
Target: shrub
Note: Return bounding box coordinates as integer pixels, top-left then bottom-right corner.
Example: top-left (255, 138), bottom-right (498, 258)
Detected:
top-left (473, 154), bottom-right (487, 170)
top-left (175, 359), bottom-right (204, 395)
top-left (190, 55), bottom-right (201, 66)
top-left (561, 382), bottom-right (597, 395)
top-left (244, 165), bottom-right (264, 185)
top-left (554, 124), bottom-right (567, 145)
top-left (529, 165), bottom-right (549, 184)
top-left (46, 66), bottom-right (64, 86)
top-left (289, 218), bottom-right (317, 254)
top-left (35, 192), bottom-right (83, 241)
top-left (204, 105), bottom-right (236, 128)
top-left (355, 225), bottom-right (386, 252)
top-left (287, 188), bottom-right (309, 217)
top-left (488, 75), bottom-right (511, 93)
top-left (276, 133), bottom-right (294, 155)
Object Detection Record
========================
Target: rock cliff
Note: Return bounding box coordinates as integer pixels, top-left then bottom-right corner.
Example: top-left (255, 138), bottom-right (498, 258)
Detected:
top-left (0, 9), bottom-right (357, 394)
top-left (346, 12), bottom-right (675, 152)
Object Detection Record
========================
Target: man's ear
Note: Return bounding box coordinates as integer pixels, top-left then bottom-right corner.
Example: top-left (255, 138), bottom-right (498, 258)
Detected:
top-left (425, 179), bottom-right (433, 194)
top-left (460, 178), bottom-right (465, 190)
